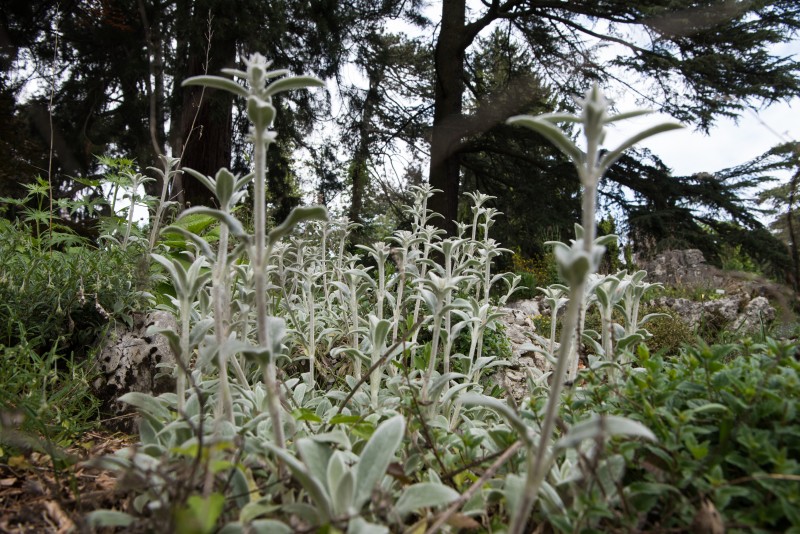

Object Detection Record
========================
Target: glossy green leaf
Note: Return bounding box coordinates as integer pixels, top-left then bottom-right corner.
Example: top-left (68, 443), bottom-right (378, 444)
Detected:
top-left (174, 493), bottom-right (225, 534)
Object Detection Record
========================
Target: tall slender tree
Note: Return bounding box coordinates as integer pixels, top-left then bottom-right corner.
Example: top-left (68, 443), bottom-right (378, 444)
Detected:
top-left (341, 31), bottom-right (432, 232)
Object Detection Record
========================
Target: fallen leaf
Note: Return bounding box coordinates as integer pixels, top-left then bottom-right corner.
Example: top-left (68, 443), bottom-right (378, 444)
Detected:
top-left (403, 518), bottom-right (427, 534)
top-left (8, 455), bottom-right (28, 469)
top-left (44, 500), bottom-right (75, 534)
top-left (446, 512), bottom-right (481, 529)
top-left (94, 472), bottom-right (118, 491)
top-left (691, 497), bottom-right (725, 534)
top-left (0, 477), bottom-right (17, 487)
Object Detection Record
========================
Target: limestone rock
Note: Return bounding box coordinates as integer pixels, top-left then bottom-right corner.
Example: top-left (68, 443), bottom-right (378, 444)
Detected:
top-left (93, 311), bottom-right (177, 430)
top-left (733, 296), bottom-right (775, 332)
top-left (639, 248), bottom-right (780, 299)
top-left (506, 298), bottom-right (541, 318)
top-left (650, 295), bottom-right (775, 335)
top-left (640, 249), bottom-right (723, 288)
top-left (494, 307), bottom-right (550, 402)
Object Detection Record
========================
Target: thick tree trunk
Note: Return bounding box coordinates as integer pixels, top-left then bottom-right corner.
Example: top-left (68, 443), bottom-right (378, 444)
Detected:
top-left (137, 0), bottom-right (166, 198)
top-left (174, 1), bottom-right (237, 208)
top-left (428, 0), bottom-right (467, 235)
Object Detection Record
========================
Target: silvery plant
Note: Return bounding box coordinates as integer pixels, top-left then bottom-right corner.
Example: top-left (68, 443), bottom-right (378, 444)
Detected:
top-left (87, 55), bottom-right (684, 533)
top-left (465, 84), bottom-right (681, 534)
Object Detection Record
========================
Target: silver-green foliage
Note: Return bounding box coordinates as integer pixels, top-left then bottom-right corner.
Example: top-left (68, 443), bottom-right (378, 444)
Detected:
top-left (90, 64), bottom-right (683, 533)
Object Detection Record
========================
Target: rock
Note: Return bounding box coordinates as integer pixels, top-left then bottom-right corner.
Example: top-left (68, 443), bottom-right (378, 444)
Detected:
top-left (640, 249), bottom-right (724, 288)
top-left (639, 248), bottom-right (784, 300)
top-left (650, 295), bottom-right (775, 335)
top-left (691, 498), bottom-right (725, 534)
top-left (733, 296), bottom-right (775, 333)
top-left (506, 298), bottom-right (541, 317)
top-left (704, 296), bottom-right (743, 324)
top-left (639, 248), bottom-right (782, 334)
top-left (93, 311), bottom-right (178, 431)
top-left (494, 307), bottom-right (550, 402)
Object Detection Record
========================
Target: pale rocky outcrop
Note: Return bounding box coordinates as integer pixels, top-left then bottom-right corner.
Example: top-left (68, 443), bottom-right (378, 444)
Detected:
top-left (643, 249), bottom-right (778, 334)
top-left (640, 248), bottom-right (777, 299)
top-left (493, 305), bottom-right (551, 401)
top-left (93, 311), bottom-right (177, 429)
top-left (505, 298), bottom-right (541, 318)
top-left (640, 249), bottom-right (721, 288)
top-left (493, 250), bottom-right (782, 399)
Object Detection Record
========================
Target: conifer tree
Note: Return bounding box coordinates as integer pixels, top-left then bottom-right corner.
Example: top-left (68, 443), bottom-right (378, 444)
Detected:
top-left (426, 0), bottom-right (800, 235)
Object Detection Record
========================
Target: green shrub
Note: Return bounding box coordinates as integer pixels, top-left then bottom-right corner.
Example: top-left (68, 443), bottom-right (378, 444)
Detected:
top-left (0, 342), bottom-right (102, 448)
top-left (584, 340), bottom-right (800, 532)
top-left (0, 219), bottom-right (145, 356)
top-left (643, 306), bottom-right (695, 355)
top-left (510, 246), bottom-right (560, 299)
top-left (719, 243), bottom-right (763, 274)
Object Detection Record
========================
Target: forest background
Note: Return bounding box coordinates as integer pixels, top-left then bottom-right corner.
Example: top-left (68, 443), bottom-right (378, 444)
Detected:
top-left (2, 0), bottom-right (800, 283)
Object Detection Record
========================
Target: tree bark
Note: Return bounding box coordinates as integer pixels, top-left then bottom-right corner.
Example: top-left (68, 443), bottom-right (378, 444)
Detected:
top-left (137, 0), bottom-right (166, 197)
top-left (428, 0), bottom-right (467, 235)
top-left (787, 163), bottom-right (800, 291)
top-left (174, 1), bottom-right (237, 208)
top-left (349, 63), bottom-right (382, 227)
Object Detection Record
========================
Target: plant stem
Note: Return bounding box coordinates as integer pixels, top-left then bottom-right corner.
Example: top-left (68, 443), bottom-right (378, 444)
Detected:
top-left (422, 306), bottom-right (443, 404)
top-left (253, 127), bottom-right (285, 451)
top-left (509, 279), bottom-right (584, 534)
top-left (511, 125), bottom-right (600, 534)
top-left (213, 224), bottom-right (234, 424)
top-left (178, 297), bottom-right (191, 414)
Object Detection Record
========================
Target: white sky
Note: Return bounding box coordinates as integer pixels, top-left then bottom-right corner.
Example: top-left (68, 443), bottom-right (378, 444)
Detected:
top-left (625, 36), bottom-right (799, 177)
top-left (608, 98), bottom-right (799, 177)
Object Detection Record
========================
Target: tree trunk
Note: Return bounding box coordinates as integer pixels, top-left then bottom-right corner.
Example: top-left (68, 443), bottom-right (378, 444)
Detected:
top-left (428, 0), bottom-right (467, 235)
top-left (174, 1), bottom-right (237, 208)
top-left (137, 0), bottom-right (166, 197)
top-left (349, 65), bottom-right (382, 227)
top-left (787, 164), bottom-right (800, 291)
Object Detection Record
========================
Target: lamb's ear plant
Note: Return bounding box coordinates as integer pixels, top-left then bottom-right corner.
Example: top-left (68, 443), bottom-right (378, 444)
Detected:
top-left (150, 253), bottom-right (211, 415)
top-left (497, 84), bottom-right (682, 534)
top-left (178, 167), bottom-right (254, 422)
top-left (83, 56), bottom-right (719, 531)
top-left (183, 53), bottom-right (326, 451)
top-left (147, 155), bottom-right (182, 252)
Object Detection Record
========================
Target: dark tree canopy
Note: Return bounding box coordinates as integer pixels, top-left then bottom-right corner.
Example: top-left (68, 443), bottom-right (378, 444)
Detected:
top-left (1, 0), bottom-right (799, 282)
top-left (0, 0), bottom-right (422, 220)
top-left (426, 0), bottom-right (800, 237)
